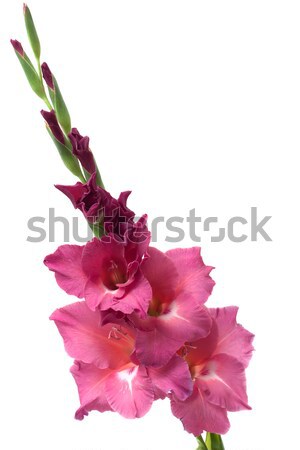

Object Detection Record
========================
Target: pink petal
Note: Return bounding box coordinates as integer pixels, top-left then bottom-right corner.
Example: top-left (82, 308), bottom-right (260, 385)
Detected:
top-left (82, 237), bottom-right (127, 281)
top-left (166, 247), bottom-right (215, 304)
top-left (198, 353), bottom-right (251, 412)
top-left (148, 355), bottom-right (193, 401)
top-left (135, 328), bottom-right (183, 367)
top-left (135, 302), bottom-right (211, 367)
top-left (99, 271), bottom-right (152, 317)
top-left (104, 366), bottom-right (154, 418)
top-left (71, 361), bottom-right (112, 420)
top-left (185, 319), bottom-right (219, 366)
top-left (156, 295), bottom-right (212, 343)
top-left (141, 247), bottom-right (179, 302)
top-left (210, 307), bottom-right (254, 368)
top-left (50, 301), bottom-right (133, 369)
top-left (44, 244), bottom-right (87, 298)
top-left (170, 384), bottom-right (230, 436)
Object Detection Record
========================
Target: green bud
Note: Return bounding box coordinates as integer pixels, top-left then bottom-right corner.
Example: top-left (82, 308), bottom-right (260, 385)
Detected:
top-left (46, 127), bottom-right (85, 182)
top-left (12, 46), bottom-right (46, 100)
top-left (205, 433), bottom-right (225, 450)
top-left (52, 76), bottom-right (72, 135)
top-left (23, 4), bottom-right (41, 60)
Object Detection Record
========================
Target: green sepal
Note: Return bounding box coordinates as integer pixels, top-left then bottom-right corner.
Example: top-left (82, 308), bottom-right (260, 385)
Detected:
top-left (14, 49), bottom-right (46, 100)
top-left (23, 4), bottom-right (41, 60)
top-left (46, 127), bottom-right (85, 182)
top-left (196, 435), bottom-right (208, 450)
top-left (205, 433), bottom-right (225, 450)
top-left (88, 221), bottom-right (105, 239)
top-left (53, 76), bottom-right (71, 135)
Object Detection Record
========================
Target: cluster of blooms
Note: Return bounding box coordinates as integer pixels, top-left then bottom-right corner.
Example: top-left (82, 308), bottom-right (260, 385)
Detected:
top-left (45, 166), bottom-right (254, 436)
top-left (11, 5), bottom-right (254, 439)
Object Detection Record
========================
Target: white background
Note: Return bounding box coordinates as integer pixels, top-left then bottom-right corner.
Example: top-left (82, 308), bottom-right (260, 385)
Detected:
top-left (1, 1), bottom-right (299, 449)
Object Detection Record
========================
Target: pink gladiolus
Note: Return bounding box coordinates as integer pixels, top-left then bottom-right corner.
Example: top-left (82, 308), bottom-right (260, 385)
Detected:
top-left (104, 247), bottom-right (215, 367)
top-left (44, 234), bottom-right (152, 316)
top-left (170, 306), bottom-right (254, 436)
top-left (50, 301), bottom-right (193, 419)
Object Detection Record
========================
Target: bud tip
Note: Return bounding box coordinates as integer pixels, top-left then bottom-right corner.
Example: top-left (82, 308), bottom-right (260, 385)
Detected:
top-left (10, 39), bottom-right (24, 57)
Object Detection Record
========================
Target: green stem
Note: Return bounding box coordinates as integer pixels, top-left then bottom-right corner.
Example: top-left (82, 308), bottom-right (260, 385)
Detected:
top-left (205, 433), bottom-right (225, 450)
top-left (196, 435), bottom-right (208, 450)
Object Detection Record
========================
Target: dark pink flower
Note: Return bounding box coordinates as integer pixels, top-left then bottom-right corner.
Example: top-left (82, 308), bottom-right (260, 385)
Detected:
top-left (56, 172), bottom-right (150, 246)
top-left (105, 247), bottom-right (215, 368)
top-left (50, 301), bottom-right (193, 419)
top-left (44, 234), bottom-right (151, 316)
top-left (170, 306), bottom-right (254, 436)
top-left (68, 128), bottom-right (96, 175)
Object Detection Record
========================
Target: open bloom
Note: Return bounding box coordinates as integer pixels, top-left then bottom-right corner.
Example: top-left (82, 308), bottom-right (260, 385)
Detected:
top-left (44, 234), bottom-right (151, 316)
top-left (170, 306), bottom-right (254, 436)
top-left (104, 247), bottom-right (215, 367)
top-left (51, 301), bottom-right (193, 419)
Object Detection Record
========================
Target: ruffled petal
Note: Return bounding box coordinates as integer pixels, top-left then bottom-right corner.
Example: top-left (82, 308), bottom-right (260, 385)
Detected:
top-left (166, 247), bottom-right (215, 304)
top-left (198, 353), bottom-right (251, 412)
top-left (135, 328), bottom-right (182, 367)
top-left (71, 361), bottom-right (112, 420)
top-left (170, 384), bottom-right (230, 436)
top-left (156, 295), bottom-right (212, 342)
top-left (141, 247), bottom-right (179, 303)
top-left (104, 366), bottom-right (154, 418)
top-left (44, 244), bottom-right (87, 298)
top-left (148, 355), bottom-right (193, 401)
top-left (100, 271), bottom-right (152, 317)
top-left (210, 307), bottom-right (254, 368)
top-left (50, 301), bottom-right (133, 369)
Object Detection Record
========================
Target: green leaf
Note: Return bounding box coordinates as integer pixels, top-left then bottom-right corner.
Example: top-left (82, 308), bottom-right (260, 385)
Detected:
top-left (53, 76), bottom-right (71, 135)
top-left (205, 433), bottom-right (225, 450)
top-left (196, 435), bottom-right (209, 450)
top-left (23, 4), bottom-right (41, 60)
top-left (46, 127), bottom-right (85, 182)
top-left (14, 50), bottom-right (45, 100)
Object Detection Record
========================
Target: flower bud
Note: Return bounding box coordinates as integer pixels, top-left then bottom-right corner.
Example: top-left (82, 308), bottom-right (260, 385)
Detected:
top-left (41, 62), bottom-right (71, 135)
top-left (41, 62), bottom-right (54, 90)
top-left (10, 39), bottom-right (46, 100)
top-left (23, 4), bottom-right (41, 60)
top-left (41, 110), bottom-right (65, 145)
top-left (10, 39), bottom-right (24, 56)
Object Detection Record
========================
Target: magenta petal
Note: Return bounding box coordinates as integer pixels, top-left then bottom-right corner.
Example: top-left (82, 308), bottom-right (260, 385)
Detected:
top-left (210, 307), bottom-right (254, 368)
top-left (166, 247), bottom-right (215, 304)
top-left (71, 361), bottom-right (112, 420)
top-left (44, 245), bottom-right (87, 298)
top-left (199, 354), bottom-right (250, 412)
top-left (100, 272), bottom-right (152, 317)
top-left (82, 237), bottom-right (127, 281)
top-left (148, 355), bottom-right (193, 401)
top-left (135, 328), bottom-right (182, 367)
top-left (141, 247), bottom-right (179, 302)
top-left (104, 366), bottom-right (154, 418)
top-left (50, 301), bottom-right (133, 369)
top-left (171, 384), bottom-right (230, 436)
top-left (55, 182), bottom-right (86, 208)
top-left (156, 296), bottom-right (212, 343)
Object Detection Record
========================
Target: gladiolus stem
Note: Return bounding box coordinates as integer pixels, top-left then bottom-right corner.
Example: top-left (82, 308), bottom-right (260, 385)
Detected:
top-left (205, 433), bottom-right (225, 450)
top-left (196, 435), bottom-right (208, 450)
